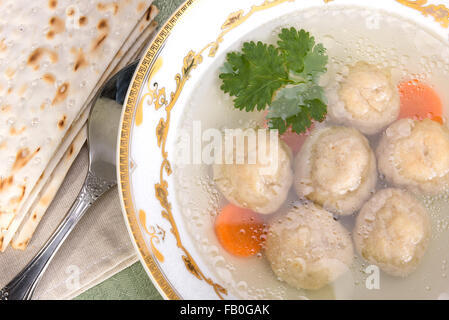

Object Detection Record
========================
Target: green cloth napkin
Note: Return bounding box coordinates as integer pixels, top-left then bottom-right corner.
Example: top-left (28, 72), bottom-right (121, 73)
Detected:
top-left (75, 0), bottom-right (185, 300)
top-left (75, 263), bottom-right (163, 300)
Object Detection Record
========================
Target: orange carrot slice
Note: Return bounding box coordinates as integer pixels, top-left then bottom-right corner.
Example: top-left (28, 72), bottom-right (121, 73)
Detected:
top-left (279, 125), bottom-right (313, 154)
top-left (398, 80), bottom-right (443, 124)
top-left (262, 110), bottom-right (312, 154)
top-left (215, 204), bottom-right (266, 257)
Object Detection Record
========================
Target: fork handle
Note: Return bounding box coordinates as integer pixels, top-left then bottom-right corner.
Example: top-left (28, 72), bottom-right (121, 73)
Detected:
top-left (0, 171), bottom-right (115, 300)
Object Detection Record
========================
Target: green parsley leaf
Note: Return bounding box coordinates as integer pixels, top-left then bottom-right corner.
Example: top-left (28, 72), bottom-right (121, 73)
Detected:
top-left (266, 85), bottom-right (327, 134)
top-left (220, 41), bottom-right (290, 112)
top-left (300, 43), bottom-right (328, 81)
top-left (277, 27), bottom-right (315, 73)
top-left (219, 28), bottom-right (328, 134)
top-left (308, 99), bottom-right (327, 122)
top-left (267, 88), bottom-right (304, 121)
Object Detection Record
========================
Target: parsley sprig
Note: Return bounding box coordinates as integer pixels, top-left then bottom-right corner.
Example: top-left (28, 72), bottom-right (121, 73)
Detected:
top-left (219, 28), bottom-right (328, 135)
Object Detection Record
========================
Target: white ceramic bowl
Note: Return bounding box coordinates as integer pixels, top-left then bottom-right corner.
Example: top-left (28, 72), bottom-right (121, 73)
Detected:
top-left (118, 0), bottom-right (449, 299)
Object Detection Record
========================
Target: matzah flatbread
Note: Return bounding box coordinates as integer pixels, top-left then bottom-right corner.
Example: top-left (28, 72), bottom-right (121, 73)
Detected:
top-left (10, 11), bottom-right (159, 250)
top-left (1, 107), bottom-right (90, 251)
top-left (0, 0), bottom-right (154, 250)
top-left (112, 20), bottom-right (158, 73)
top-left (2, 4), bottom-right (158, 252)
top-left (12, 125), bottom-right (87, 250)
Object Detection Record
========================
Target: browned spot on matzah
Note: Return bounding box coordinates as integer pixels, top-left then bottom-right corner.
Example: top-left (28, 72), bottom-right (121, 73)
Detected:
top-left (145, 5), bottom-right (155, 21)
top-left (21, 186), bottom-right (26, 199)
top-left (8, 185), bottom-right (26, 205)
top-left (49, 51), bottom-right (58, 62)
top-left (68, 144), bottom-right (74, 156)
top-left (1, 104), bottom-right (11, 112)
top-left (0, 141), bottom-right (6, 149)
top-left (0, 39), bottom-right (7, 52)
top-left (39, 194), bottom-right (51, 206)
top-left (97, 2), bottom-right (119, 15)
top-left (33, 213), bottom-right (37, 220)
top-left (49, 16), bottom-right (65, 33)
top-left (15, 238), bottom-right (30, 250)
top-left (137, 1), bottom-right (145, 12)
top-left (79, 16), bottom-right (88, 26)
top-left (36, 171), bottom-right (45, 184)
top-left (48, 0), bottom-right (57, 9)
top-left (66, 7), bottom-right (75, 16)
top-left (10, 126), bottom-right (26, 135)
top-left (5, 67), bottom-right (15, 79)
top-left (91, 34), bottom-right (107, 51)
top-left (12, 147), bottom-right (40, 172)
top-left (19, 84), bottom-right (27, 96)
top-left (27, 48), bottom-right (58, 70)
top-left (52, 82), bottom-right (69, 105)
top-left (46, 30), bottom-right (55, 39)
top-left (27, 48), bottom-right (43, 66)
top-left (18, 186), bottom-right (26, 202)
top-left (97, 19), bottom-right (109, 30)
top-left (0, 176), bottom-right (13, 192)
top-left (58, 115), bottom-right (67, 129)
top-left (72, 48), bottom-right (88, 71)
top-left (7, 87), bottom-right (13, 94)
top-left (43, 73), bottom-right (55, 84)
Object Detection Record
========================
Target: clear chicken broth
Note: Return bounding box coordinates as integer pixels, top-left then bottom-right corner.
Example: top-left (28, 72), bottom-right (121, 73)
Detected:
top-left (173, 5), bottom-right (449, 299)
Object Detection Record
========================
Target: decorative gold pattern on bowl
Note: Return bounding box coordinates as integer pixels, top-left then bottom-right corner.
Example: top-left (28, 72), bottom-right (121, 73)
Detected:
top-left (397, 0), bottom-right (449, 27)
top-left (138, 209), bottom-right (165, 263)
top-left (119, 0), bottom-right (196, 300)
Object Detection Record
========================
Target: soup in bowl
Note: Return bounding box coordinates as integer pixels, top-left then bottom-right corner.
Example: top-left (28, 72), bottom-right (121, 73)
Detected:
top-left (119, 0), bottom-right (449, 299)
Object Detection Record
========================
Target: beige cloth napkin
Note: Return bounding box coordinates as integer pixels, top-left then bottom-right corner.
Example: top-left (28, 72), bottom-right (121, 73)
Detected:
top-left (0, 5), bottom-right (160, 298)
top-left (0, 146), bottom-right (138, 300)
